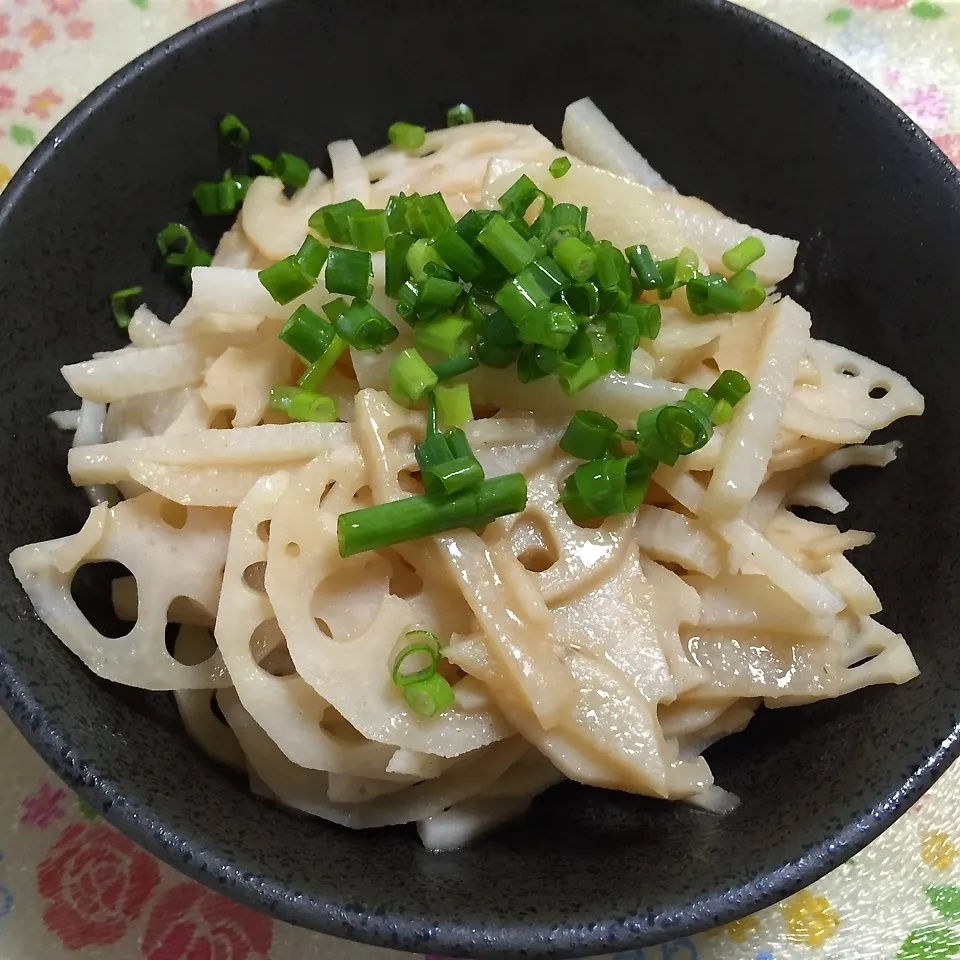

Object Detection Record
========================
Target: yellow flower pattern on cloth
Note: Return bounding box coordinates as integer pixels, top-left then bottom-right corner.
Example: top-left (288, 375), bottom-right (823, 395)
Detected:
top-left (781, 890), bottom-right (840, 948)
top-left (923, 832), bottom-right (960, 872)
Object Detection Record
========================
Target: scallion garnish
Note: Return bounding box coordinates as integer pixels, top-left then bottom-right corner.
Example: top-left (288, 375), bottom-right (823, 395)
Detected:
top-left (477, 214), bottom-right (537, 274)
top-left (309, 198), bottom-right (365, 243)
top-left (110, 286), bottom-right (143, 329)
top-left (722, 236), bottom-right (766, 273)
top-left (295, 235), bottom-right (329, 279)
top-left (325, 246), bottom-right (372, 298)
top-left (392, 632), bottom-right (442, 686)
top-left (279, 305), bottom-right (335, 362)
top-left (415, 314), bottom-right (474, 358)
top-left (405, 193), bottom-right (456, 240)
top-left (337, 472), bottom-right (527, 557)
top-left (657, 403), bottom-right (712, 455)
top-left (258, 255), bottom-right (315, 305)
top-left (269, 386), bottom-right (338, 423)
top-left (418, 275), bottom-right (462, 309)
top-left (250, 153), bottom-right (274, 173)
top-left (552, 236), bottom-right (597, 282)
top-left (560, 454), bottom-right (655, 519)
top-left (332, 298), bottom-right (397, 352)
top-left (403, 673), bottom-right (456, 716)
top-left (708, 369), bottom-right (751, 407)
top-left (385, 233), bottom-right (414, 297)
top-left (219, 113), bottom-right (250, 147)
top-left (388, 121), bottom-right (427, 152)
top-left (499, 175), bottom-right (542, 217)
top-left (549, 156), bottom-right (572, 179)
top-left (560, 410), bottom-right (619, 460)
top-left (348, 208), bottom-right (390, 252)
top-left (389, 348), bottom-right (438, 406)
top-left (269, 153), bottom-right (309, 190)
top-left (435, 382), bottom-right (474, 428)
top-left (430, 354), bottom-right (480, 382)
top-left (299, 336), bottom-right (347, 391)
top-left (156, 223), bottom-right (212, 270)
top-left (517, 302), bottom-right (578, 350)
top-left (626, 244), bottom-right (662, 290)
top-left (446, 103), bottom-right (475, 127)
top-left (433, 228), bottom-right (485, 281)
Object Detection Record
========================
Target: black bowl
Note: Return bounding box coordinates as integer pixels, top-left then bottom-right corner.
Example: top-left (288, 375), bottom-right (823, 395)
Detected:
top-left (1, 0), bottom-right (958, 954)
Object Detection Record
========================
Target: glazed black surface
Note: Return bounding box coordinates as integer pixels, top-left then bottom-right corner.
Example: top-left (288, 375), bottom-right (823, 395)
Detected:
top-left (0, 0), bottom-right (958, 954)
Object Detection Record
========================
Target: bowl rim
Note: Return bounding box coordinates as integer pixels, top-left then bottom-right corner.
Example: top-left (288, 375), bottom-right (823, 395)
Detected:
top-left (1, 0), bottom-right (958, 955)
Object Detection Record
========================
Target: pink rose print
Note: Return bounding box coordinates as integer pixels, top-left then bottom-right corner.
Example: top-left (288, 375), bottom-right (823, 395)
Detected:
top-left (187, 0), bottom-right (219, 19)
top-left (20, 18), bottom-right (54, 48)
top-left (20, 783), bottom-right (67, 828)
top-left (0, 85), bottom-right (14, 112)
top-left (0, 13), bottom-right (9, 37)
top-left (0, 50), bottom-right (22, 71)
top-left (141, 884), bottom-right (273, 960)
top-left (37, 822), bottom-right (161, 949)
top-left (25, 87), bottom-right (62, 119)
top-left (902, 85), bottom-right (950, 126)
top-left (935, 133), bottom-right (960, 168)
top-left (44, 0), bottom-right (82, 14)
top-left (66, 18), bottom-right (93, 39)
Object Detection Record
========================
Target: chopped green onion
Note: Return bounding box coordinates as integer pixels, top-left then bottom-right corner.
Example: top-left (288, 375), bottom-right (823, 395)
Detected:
top-left (686, 273), bottom-right (744, 315)
top-left (560, 281), bottom-right (600, 318)
top-left (517, 346), bottom-right (550, 383)
top-left (385, 232), bottom-right (414, 298)
top-left (348, 209), bottom-right (390, 252)
top-left (418, 275), bottom-right (462, 309)
top-left (386, 194), bottom-right (411, 232)
top-left (157, 223), bottom-right (212, 269)
top-left (494, 274), bottom-right (550, 324)
top-left (634, 406), bottom-right (679, 465)
top-left (299, 335), bottom-right (347, 391)
top-left (740, 284), bottom-right (767, 311)
top-left (435, 382), bottom-right (473, 428)
top-left (325, 246), bottom-right (372, 298)
top-left (272, 153), bottom-right (310, 190)
top-left (560, 410), bottom-right (619, 460)
top-left (607, 312), bottom-right (641, 374)
top-left (729, 268), bottom-right (757, 291)
top-left (683, 387), bottom-right (715, 418)
top-left (269, 386), bottom-right (338, 423)
top-left (517, 302), bottom-right (577, 350)
top-left (722, 236), bottom-right (766, 273)
top-left (294, 235), bottom-right (329, 279)
top-left (250, 153), bottom-right (273, 173)
top-left (594, 241), bottom-right (627, 291)
top-left (657, 403), bottom-right (712, 455)
top-left (549, 156), bottom-right (572, 179)
top-left (192, 178), bottom-right (241, 216)
top-left (415, 314), bottom-right (474, 357)
top-left (565, 455), bottom-right (655, 517)
top-left (626, 244), bottom-right (662, 290)
top-left (430, 354), bottom-right (480, 381)
top-left (403, 673), bottom-right (455, 716)
top-left (389, 348), bottom-right (438, 405)
top-left (322, 297), bottom-right (350, 324)
top-left (553, 236), bottom-right (597, 282)
top-left (433, 228), bottom-right (485, 281)
top-left (477, 214), bottom-right (537, 274)
top-left (279, 305), bottom-right (335, 361)
top-left (405, 237), bottom-right (444, 282)
top-left (499, 175), bottom-right (542, 216)
top-left (474, 339), bottom-right (521, 368)
top-left (110, 286), bottom-right (142, 329)
top-left (523, 257), bottom-right (570, 299)
top-left (391, 633), bottom-right (441, 686)
top-left (423, 456), bottom-right (485, 496)
top-left (258, 256), bottom-right (314, 305)
top-left (388, 121), bottom-right (426, 152)
top-left (711, 398), bottom-right (734, 425)
top-left (454, 209), bottom-right (490, 245)
top-left (337, 473), bottom-right (528, 557)
top-left (309, 199), bottom-right (365, 244)
top-left (708, 369), bottom-right (751, 406)
top-left (446, 103), bottom-right (475, 127)
top-left (676, 248), bottom-right (700, 284)
top-left (333, 298), bottom-right (398, 352)
top-left (406, 193), bottom-right (456, 239)
top-left (218, 113), bottom-right (250, 147)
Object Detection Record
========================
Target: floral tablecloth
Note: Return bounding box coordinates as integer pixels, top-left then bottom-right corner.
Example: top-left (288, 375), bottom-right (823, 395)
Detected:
top-left (2, 1), bottom-right (960, 958)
